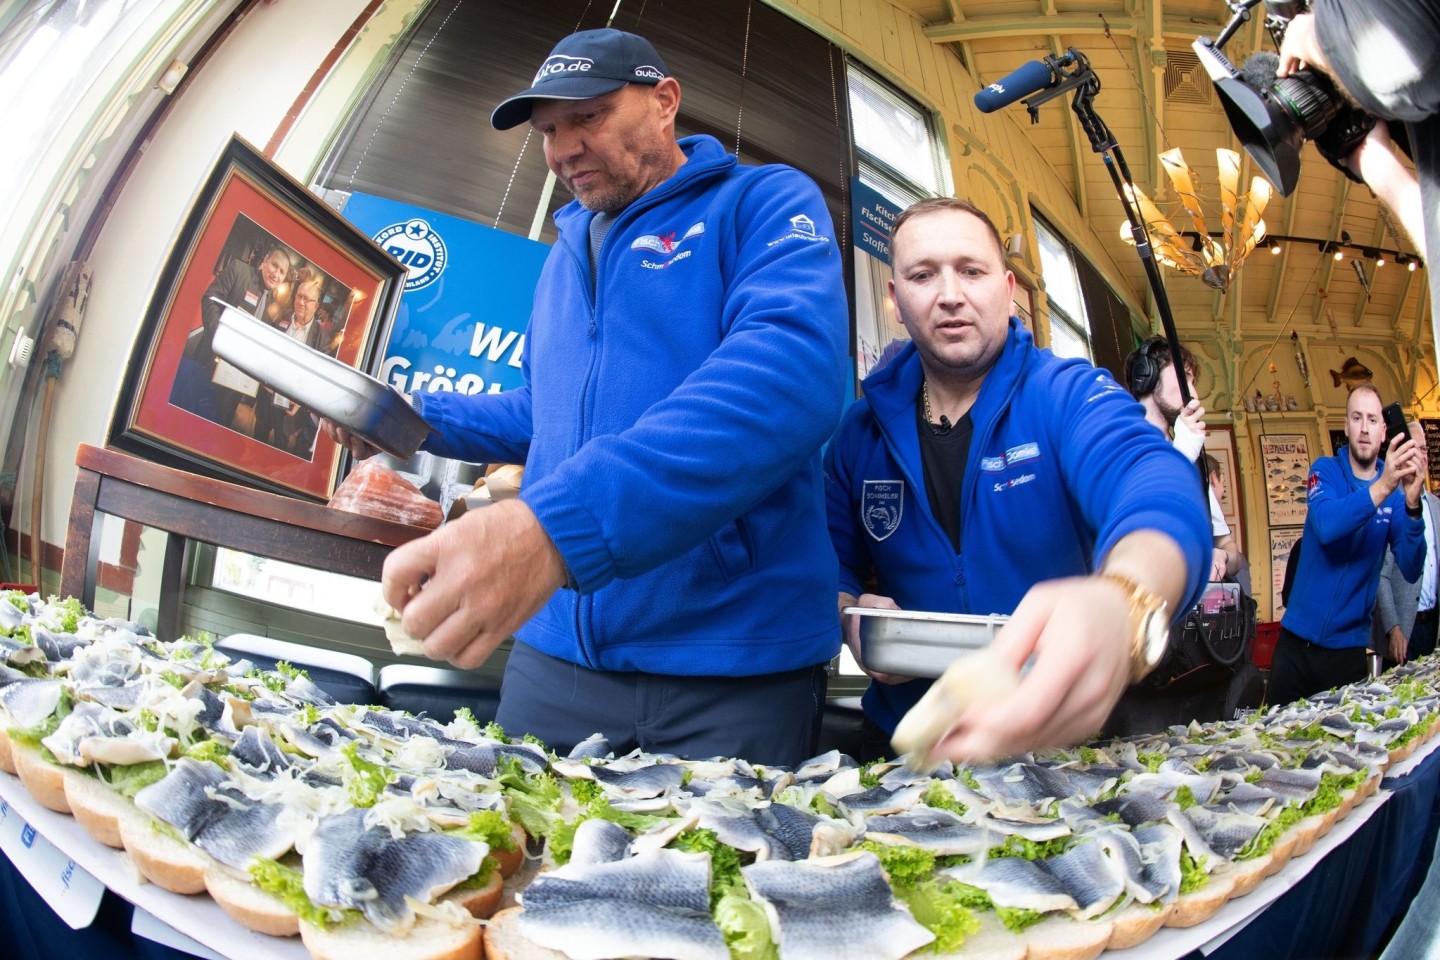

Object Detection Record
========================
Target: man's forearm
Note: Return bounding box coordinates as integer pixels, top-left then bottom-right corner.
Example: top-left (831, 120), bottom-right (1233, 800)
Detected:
top-left (1353, 131), bottom-right (1426, 260)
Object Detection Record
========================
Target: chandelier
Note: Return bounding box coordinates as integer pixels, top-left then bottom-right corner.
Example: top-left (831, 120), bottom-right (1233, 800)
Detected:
top-left (1121, 147), bottom-right (1272, 292)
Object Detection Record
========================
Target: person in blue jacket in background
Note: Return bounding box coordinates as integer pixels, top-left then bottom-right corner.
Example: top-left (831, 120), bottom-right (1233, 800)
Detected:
top-left (1272, 383), bottom-right (1425, 707)
top-left (331, 28), bottom-right (848, 766)
top-left (826, 197), bottom-right (1211, 764)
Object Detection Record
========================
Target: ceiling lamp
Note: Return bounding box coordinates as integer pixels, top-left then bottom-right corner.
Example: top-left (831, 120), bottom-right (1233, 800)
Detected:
top-left (1120, 147), bottom-right (1270, 291)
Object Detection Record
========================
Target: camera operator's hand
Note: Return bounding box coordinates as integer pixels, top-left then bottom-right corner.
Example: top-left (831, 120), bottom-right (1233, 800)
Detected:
top-left (1377, 432), bottom-right (1422, 508)
top-left (1276, 14), bottom-right (1332, 81)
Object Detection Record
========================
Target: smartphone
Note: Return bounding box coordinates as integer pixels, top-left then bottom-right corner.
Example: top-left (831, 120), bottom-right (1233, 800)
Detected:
top-left (1382, 402), bottom-right (1410, 454)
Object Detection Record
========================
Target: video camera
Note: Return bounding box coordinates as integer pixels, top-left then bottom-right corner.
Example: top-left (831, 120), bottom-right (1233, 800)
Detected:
top-left (1193, 0), bottom-right (1377, 197)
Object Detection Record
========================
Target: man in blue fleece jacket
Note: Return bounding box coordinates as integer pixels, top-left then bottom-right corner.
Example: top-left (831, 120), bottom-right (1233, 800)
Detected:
top-left (341, 29), bottom-right (848, 765)
top-left (1272, 383), bottom-right (1426, 706)
top-left (826, 197), bottom-right (1211, 763)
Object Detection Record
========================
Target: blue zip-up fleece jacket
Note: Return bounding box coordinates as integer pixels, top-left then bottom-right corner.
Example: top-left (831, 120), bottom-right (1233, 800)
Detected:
top-left (1282, 449), bottom-right (1423, 649)
top-left (825, 324), bottom-right (1211, 734)
top-left (413, 135), bottom-right (849, 676)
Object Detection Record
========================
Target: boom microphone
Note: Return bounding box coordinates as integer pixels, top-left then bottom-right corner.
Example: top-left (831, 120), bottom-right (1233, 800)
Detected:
top-left (974, 52), bottom-right (1076, 113)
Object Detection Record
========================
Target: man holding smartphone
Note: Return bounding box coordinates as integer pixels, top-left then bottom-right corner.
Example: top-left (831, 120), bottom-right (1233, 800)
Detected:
top-left (1271, 383), bottom-right (1426, 706)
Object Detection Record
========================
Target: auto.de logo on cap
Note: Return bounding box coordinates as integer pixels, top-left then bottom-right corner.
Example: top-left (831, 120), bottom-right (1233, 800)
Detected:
top-left (535, 55), bottom-right (594, 84)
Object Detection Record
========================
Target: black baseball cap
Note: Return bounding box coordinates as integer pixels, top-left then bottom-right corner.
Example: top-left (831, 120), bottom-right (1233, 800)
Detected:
top-left (491, 28), bottom-right (669, 131)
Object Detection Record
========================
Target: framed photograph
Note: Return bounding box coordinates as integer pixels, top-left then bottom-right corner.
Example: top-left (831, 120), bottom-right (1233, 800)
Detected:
top-left (110, 136), bottom-right (404, 499)
top-left (1329, 426), bottom-right (1348, 457)
top-left (1203, 424), bottom-right (1245, 555)
top-left (1259, 434), bottom-right (1311, 527)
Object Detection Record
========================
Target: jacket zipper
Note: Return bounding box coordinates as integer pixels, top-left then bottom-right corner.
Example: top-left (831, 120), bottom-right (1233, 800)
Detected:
top-left (553, 160), bottom-right (728, 670)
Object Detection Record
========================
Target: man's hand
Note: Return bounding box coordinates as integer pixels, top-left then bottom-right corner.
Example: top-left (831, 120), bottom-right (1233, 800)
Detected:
top-left (381, 499), bottom-right (568, 669)
top-left (1210, 547), bottom-right (1229, 582)
top-left (1389, 625), bottom-right (1408, 665)
top-left (1276, 13), bottom-right (1331, 80)
top-left (321, 418), bottom-right (381, 460)
top-left (1379, 434), bottom-right (1423, 507)
top-left (839, 592), bottom-right (914, 685)
top-left (924, 576), bottom-right (1133, 761)
top-left (1171, 399), bottom-right (1208, 462)
top-left (921, 530), bottom-right (1189, 764)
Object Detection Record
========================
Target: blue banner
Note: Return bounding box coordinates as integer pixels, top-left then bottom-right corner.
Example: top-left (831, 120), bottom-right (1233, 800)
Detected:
top-left (851, 179), bottom-right (903, 265)
top-left (342, 193), bottom-right (550, 397)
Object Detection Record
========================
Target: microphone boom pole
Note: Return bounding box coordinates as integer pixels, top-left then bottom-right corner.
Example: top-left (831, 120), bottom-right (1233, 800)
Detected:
top-left (981, 49), bottom-right (1205, 488)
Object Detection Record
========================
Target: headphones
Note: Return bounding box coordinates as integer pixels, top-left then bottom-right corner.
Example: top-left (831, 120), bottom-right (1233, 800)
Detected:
top-left (1126, 338), bottom-right (1165, 397)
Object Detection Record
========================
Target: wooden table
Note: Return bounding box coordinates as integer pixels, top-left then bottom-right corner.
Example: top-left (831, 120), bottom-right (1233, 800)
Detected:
top-left (61, 443), bottom-right (426, 639)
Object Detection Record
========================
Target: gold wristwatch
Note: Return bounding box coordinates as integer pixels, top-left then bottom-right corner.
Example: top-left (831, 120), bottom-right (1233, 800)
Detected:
top-left (1100, 572), bottom-right (1170, 683)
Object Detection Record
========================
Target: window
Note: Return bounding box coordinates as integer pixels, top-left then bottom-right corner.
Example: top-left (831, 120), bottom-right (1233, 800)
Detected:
top-left (848, 67), bottom-right (946, 201)
top-left (1033, 215), bottom-right (1093, 361)
top-left (847, 64), bottom-right (947, 381)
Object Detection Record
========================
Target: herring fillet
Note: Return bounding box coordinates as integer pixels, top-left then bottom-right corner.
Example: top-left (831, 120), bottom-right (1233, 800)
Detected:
top-left (133, 758), bottom-right (294, 869)
top-left (517, 848), bottom-right (728, 960)
top-left (303, 807), bottom-right (485, 933)
top-left (742, 852), bottom-right (935, 960)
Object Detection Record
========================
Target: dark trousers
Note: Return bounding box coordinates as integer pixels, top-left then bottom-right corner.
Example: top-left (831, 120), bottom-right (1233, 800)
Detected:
top-left (1411, 608), bottom-right (1439, 661)
top-left (494, 641), bottom-right (829, 768)
top-left (1268, 627), bottom-right (1367, 708)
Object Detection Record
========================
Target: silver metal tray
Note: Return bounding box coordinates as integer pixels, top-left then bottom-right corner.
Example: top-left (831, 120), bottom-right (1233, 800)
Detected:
top-left (210, 299), bottom-right (430, 459)
top-left (846, 606), bottom-right (1009, 678)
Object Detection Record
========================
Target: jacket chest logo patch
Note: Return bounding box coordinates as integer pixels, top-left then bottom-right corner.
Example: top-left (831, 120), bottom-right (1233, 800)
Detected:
top-left (632, 221), bottom-right (704, 270)
top-left (981, 441), bottom-right (1041, 472)
top-left (862, 480), bottom-right (904, 541)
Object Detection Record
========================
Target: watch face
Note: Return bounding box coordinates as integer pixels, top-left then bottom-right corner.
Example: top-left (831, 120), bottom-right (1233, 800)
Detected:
top-left (1142, 610), bottom-right (1169, 667)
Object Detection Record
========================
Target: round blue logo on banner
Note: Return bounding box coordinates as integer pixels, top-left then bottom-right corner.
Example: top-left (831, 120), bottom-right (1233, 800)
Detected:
top-left (374, 218), bottom-right (447, 291)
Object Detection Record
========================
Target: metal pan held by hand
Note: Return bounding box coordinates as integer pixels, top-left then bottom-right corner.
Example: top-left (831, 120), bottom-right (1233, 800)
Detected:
top-left (845, 606), bottom-right (1009, 679)
top-left (210, 299), bottom-right (431, 458)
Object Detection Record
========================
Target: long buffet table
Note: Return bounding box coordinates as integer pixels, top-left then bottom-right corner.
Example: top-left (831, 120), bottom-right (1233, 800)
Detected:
top-left (3, 735), bottom-right (1439, 960)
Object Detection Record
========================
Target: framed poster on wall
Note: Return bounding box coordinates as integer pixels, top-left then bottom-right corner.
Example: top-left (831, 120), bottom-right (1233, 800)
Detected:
top-left (1269, 525), bottom-right (1304, 621)
top-left (1423, 419), bottom-right (1440, 492)
top-left (1260, 434), bottom-right (1311, 527)
top-left (1203, 424), bottom-right (1245, 555)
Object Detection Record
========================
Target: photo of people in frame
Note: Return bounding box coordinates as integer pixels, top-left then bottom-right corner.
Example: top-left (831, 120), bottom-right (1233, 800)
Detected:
top-left (167, 213), bottom-right (352, 462)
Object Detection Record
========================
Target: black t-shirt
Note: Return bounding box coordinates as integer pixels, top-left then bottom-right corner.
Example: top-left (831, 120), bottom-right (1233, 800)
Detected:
top-left (917, 398), bottom-right (972, 553)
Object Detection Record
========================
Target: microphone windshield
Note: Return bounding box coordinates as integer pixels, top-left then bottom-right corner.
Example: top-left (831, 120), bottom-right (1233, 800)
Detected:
top-left (1239, 50), bottom-right (1280, 91)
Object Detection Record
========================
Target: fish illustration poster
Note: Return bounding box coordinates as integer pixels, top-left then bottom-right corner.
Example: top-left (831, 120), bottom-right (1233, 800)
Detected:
top-left (1269, 525), bottom-right (1304, 620)
top-left (1260, 434), bottom-right (1311, 526)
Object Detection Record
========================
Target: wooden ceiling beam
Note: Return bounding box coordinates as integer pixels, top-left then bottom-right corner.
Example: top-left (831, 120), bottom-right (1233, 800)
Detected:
top-left (925, 14), bottom-right (1138, 44)
top-left (1047, 35), bottom-right (1089, 221)
top-left (924, 13), bottom-right (1224, 45)
top-left (1352, 219), bottom-right (1387, 328)
top-left (1265, 193), bottom-right (1299, 321)
top-left (1311, 177), bottom-right (1350, 325)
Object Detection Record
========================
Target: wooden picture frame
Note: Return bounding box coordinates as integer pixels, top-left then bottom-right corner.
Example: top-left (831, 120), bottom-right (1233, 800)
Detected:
top-left (110, 136), bottom-right (404, 499)
top-left (1203, 423), bottom-right (1245, 555)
